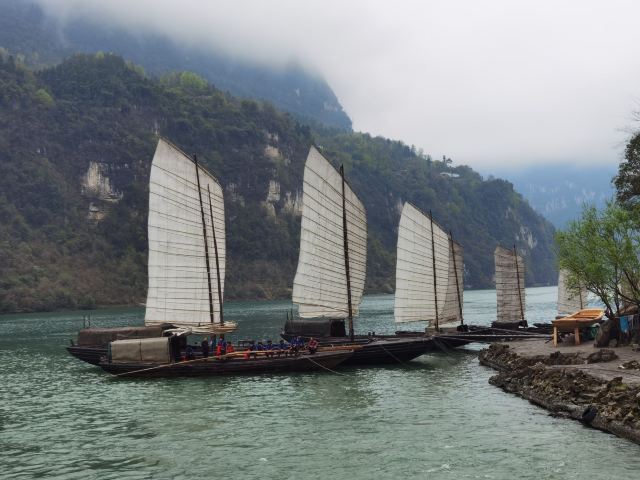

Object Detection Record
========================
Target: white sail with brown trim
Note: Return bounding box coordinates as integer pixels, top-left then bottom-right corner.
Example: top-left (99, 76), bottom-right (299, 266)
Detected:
top-left (557, 268), bottom-right (587, 316)
top-left (394, 203), bottom-right (450, 324)
top-left (494, 246), bottom-right (525, 322)
top-left (144, 138), bottom-right (234, 333)
top-left (440, 240), bottom-right (464, 325)
top-left (292, 146), bottom-right (367, 318)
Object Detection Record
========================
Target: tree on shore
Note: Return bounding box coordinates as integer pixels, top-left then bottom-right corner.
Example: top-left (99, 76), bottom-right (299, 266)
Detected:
top-left (614, 129), bottom-right (640, 207)
top-left (555, 203), bottom-right (640, 316)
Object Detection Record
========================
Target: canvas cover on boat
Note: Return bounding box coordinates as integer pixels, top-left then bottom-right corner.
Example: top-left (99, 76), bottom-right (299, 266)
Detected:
top-left (292, 146), bottom-right (367, 319)
top-left (557, 269), bottom-right (587, 316)
top-left (495, 246), bottom-right (525, 322)
top-left (145, 138), bottom-right (226, 331)
top-left (394, 203), bottom-right (450, 324)
top-left (109, 337), bottom-right (171, 364)
top-left (77, 326), bottom-right (165, 346)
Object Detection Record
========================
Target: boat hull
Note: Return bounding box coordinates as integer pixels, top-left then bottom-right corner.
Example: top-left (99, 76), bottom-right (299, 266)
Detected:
top-left (98, 350), bottom-right (352, 378)
top-left (342, 337), bottom-right (435, 365)
top-left (66, 346), bottom-right (106, 365)
top-left (282, 333), bottom-right (436, 365)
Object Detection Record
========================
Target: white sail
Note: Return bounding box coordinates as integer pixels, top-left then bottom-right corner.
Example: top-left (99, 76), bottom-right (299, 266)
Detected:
top-left (495, 246), bottom-right (525, 322)
top-left (144, 138), bottom-right (228, 332)
top-left (440, 240), bottom-right (464, 325)
top-left (557, 268), bottom-right (587, 315)
top-left (394, 203), bottom-right (450, 324)
top-left (292, 146), bottom-right (367, 318)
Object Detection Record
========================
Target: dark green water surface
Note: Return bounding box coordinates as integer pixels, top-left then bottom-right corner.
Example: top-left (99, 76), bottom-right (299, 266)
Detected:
top-left (1, 287), bottom-right (639, 479)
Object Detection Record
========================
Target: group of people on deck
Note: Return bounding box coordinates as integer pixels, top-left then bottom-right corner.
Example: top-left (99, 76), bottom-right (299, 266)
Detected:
top-left (199, 335), bottom-right (235, 359)
top-left (185, 335), bottom-right (319, 361)
top-left (243, 336), bottom-right (319, 359)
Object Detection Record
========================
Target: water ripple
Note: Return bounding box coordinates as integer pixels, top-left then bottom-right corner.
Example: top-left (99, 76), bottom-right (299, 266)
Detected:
top-left (1, 288), bottom-right (638, 479)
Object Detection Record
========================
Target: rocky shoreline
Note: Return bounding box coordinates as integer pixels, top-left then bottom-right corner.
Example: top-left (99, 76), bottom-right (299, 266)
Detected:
top-left (479, 341), bottom-right (640, 445)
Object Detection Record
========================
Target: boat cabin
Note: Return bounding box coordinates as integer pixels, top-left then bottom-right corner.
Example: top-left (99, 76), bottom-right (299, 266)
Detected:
top-left (282, 318), bottom-right (346, 339)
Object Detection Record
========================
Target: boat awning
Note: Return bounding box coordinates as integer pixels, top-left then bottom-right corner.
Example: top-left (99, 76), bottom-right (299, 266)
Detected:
top-left (77, 326), bottom-right (168, 346)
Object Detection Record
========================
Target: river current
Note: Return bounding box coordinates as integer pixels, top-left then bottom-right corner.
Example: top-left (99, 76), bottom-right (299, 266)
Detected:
top-left (1, 286), bottom-right (639, 479)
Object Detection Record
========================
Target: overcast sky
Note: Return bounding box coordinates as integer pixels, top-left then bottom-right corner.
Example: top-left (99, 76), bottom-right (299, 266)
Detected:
top-left (38, 0), bottom-right (640, 171)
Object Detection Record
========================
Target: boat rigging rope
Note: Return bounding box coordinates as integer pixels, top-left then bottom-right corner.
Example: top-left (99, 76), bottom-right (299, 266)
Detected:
top-left (379, 345), bottom-right (412, 367)
top-left (304, 356), bottom-right (347, 375)
top-left (431, 337), bottom-right (460, 366)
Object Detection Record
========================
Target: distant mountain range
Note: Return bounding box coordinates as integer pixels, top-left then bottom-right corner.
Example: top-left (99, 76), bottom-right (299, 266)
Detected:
top-left (0, 0), bottom-right (352, 130)
top-left (497, 164), bottom-right (617, 228)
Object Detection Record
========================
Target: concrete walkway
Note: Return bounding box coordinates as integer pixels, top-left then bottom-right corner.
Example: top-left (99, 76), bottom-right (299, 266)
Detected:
top-left (502, 338), bottom-right (640, 384)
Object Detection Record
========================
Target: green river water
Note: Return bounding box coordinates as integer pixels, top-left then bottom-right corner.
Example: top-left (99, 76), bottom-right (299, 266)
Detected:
top-left (1, 286), bottom-right (639, 479)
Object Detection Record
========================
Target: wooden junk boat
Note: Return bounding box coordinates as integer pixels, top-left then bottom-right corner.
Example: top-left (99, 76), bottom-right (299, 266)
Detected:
top-left (92, 138), bottom-right (351, 377)
top-left (280, 147), bottom-right (435, 364)
top-left (100, 337), bottom-right (354, 378)
top-left (391, 239), bottom-right (549, 345)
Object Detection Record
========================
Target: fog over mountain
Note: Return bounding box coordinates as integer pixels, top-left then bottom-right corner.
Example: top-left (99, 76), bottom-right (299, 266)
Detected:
top-left (497, 164), bottom-right (617, 228)
top-left (34, 0), bottom-right (640, 171)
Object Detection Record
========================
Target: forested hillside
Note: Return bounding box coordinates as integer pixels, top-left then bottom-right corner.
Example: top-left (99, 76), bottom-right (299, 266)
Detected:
top-left (0, 54), bottom-right (556, 313)
top-left (0, 0), bottom-right (352, 130)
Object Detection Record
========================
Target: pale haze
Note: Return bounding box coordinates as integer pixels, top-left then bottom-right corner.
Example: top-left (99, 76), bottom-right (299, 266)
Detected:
top-left (38, 0), bottom-right (640, 170)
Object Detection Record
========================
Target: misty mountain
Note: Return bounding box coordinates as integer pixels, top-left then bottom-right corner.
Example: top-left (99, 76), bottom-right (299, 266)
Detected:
top-left (496, 164), bottom-right (616, 229)
top-left (0, 54), bottom-right (557, 313)
top-left (0, 0), bottom-right (352, 130)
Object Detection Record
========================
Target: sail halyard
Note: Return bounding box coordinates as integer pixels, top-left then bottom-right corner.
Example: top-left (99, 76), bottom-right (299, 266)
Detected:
top-left (494, 245), bottom-right (526, 323)
top-left (429, 211), bottom-right (440, 330)
top-left (340, 165), bottom-right (355, 342)
top-left (145, 138), bottom-right (233, 333)
top-left (394, 203), bottom-right (450, 325)
top-left (208, 184), bottom-right (224, 325)
top-left (292, 147), bottom-right (367, 322)
top-left (440, 233), bottom-right (464, 326)
top-left (514, 245), bottom-right (525, 322)
top-left (193, 154), bottom-right (215, 324)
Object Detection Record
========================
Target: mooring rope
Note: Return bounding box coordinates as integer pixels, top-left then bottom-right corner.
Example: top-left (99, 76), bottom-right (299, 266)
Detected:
top-left (304, 356), bottom-right (347, 375)
top-left (380, 345), bottom-right (412, 367)
top-left (431, 337), bottom-right (460, 366)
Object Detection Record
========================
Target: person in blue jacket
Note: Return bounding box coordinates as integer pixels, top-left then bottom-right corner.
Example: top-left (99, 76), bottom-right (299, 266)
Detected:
top-left (277, 339), bottom-right (289, 357)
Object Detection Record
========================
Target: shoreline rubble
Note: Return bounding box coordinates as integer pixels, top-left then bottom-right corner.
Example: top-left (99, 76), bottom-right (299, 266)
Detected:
top-left (478, 340), bottom-right (640, 445)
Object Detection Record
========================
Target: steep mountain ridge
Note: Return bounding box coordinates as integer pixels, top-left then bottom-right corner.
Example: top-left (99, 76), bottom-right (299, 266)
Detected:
top-left (0, 54), bottom-right (556, 313)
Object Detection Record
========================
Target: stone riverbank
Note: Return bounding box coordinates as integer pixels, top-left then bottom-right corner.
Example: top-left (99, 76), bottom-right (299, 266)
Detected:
top-left (478, 339), bottom-right (640, 444)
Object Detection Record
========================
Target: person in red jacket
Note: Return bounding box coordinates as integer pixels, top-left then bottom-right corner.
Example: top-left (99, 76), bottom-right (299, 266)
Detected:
top-left (307, 337), bottom-right (319, 354)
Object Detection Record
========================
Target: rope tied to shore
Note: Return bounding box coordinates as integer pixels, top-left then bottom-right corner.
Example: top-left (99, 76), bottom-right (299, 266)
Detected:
top-left (304, 356), bottom-right (347, 375)
top-left (379, 345), bottom-right (412, 367)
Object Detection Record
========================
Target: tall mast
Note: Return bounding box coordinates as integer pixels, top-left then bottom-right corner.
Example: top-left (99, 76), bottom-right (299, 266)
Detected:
top-left (194, 155), bottom-right (215, 325)
top-left (430, 211), bottom-right (439, 331)
top-left (340, 165), bottom-right (354, 342)
top-left (207, 184), bottom-right (224, 325)
top-left (450, 231), bottom-right (464, 325)
top-left (513, 244), bottom-right (525, 322)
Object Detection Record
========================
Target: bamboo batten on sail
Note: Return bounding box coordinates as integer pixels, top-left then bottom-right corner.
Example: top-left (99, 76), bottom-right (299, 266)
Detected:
top-left (145, 139), bottom-right (233, 333)
top-left (440, 240), bottom-right (464, 325)
top-left (292, 147), bottom-right (367, 319)
top-left (557, 268), bottom-right (587, 316)
top-left (394, 203), bottom-right (450, 324)
top-left (494, 246), bottom-right (525, 322)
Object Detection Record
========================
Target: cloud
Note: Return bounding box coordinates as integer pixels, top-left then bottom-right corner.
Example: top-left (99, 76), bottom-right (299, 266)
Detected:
top-left (37, 0), bottom-right (640, 170)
